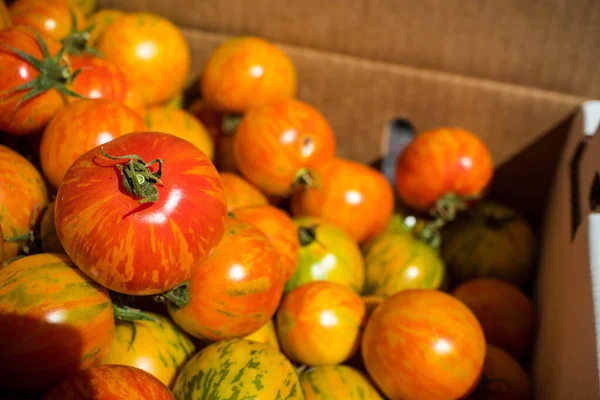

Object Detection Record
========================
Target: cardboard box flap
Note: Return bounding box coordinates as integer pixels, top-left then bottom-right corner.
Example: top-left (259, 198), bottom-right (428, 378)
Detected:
top-left (98, 0), bottom-right (600, 99)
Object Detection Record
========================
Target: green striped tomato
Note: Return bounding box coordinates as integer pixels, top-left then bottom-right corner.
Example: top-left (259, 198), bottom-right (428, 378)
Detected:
top-left (172, 338), bottom-right (303, 399)
top-left (0, 253), bottom-right (115, 394)
top-left (299, 365), bottom-right (382, 400)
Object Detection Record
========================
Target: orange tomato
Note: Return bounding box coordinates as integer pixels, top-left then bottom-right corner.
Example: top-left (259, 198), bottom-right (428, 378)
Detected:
top-left (87, 8), bottom-right (122, 45)
top-left (234, 98), bottom-right (336, 197)
top-left (0, 0), bottom-right (10, 29)
top-left (362, 289), bottom-right (486, 400)
top-left (452, 278), bottom-right (536, 361)
top-left (9, 0), bottom-right (86, 42)
top-left (233, 205), bottom-right (300, 281)
top-left (291, 157), bottom-right (394, 243)
top-left (276, 281), bottom-right (366, 366)
top-left (201, 36), bottom-right (297, 114)
top-left (97, 12), bottom-right (190, 106)
top-left (145, 107), bottom-right (214, 160)
top-left (40, 99), bottom-right (147, 189)
top-left (243, 319), bottom-right (281, 352)
top-left (219, 172), bottom-right (268, 211)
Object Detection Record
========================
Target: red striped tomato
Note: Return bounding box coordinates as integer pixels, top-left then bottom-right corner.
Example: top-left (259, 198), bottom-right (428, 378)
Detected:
top-left (220, 172), bottom-right (267, 211)
top-left (54, 131), bottom-right (227, 295)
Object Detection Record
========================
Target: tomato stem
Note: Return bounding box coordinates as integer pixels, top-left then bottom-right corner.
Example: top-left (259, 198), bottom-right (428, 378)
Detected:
top-left (154, 281), bottom-right (190, 309)
top-left (60, 10), bottom-right (103, 56)
top-left (112, 304), bottom-right (157, 323)
top-left (221, 113), bottom-right (243, 135)
top-left (228, 211), bottom-right (236, 218)
top-left (4, 231), bottom-right (35, 243)
top-left (293, 169), bottom-right (319, 191)
top-left (297, 224), bottom-right (318, 247)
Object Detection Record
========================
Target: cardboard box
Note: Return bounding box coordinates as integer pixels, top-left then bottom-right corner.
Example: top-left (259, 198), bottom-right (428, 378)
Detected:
top-left (97, 1), bottom-right (600, 397)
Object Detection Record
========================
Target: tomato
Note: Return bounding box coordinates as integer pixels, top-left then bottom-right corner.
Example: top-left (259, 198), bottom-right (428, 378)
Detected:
top-left (362, 289), bottom-right (486, 400)
top-left (201, 36), bottom-right (296, 114)
top-left (452, 278), bottom-right (536, 361)
top-left (277, 281), bottom-right (365, 366)
top-left (54, 131), bottom-right (227, 295)
top-left (234, 98), bottom-right (336, 197)
top-left (362, 209), bottom-right (428, 252)
top-left (97, 12), bottom-right (190, 106)
top-left (145, 107), bottom-right (214, 160)
top-left (442, 201), bottom-right (537, 288)
top-left (243, 319), bottom-right (281, 352)
top-left (0, 144), bottom-right (48, 260)
top-left (101, 312), bottom-right (195, 388)
top-left (363, 231), bottom-right (445, 297)
top-left (300, 365), bottom-right (383, 400)
top-left (173, 339), bottom-right (302, 399)
top-left (70, 55), bottom-right (146, 117)
top-left (43, 365), bottom-right (174, 400)
top-left (291, 157), bottom-right (394, 243)
top-left (468, 344), bottom-right (532, 400)
top-left (395, 127), bottom-right (494, 213)
top-left (220, 172), bottom-right (268, 211)
top-left (0, 0), bottom-right (10, 29)
top-left (9, 0), bottom-right (86, 41)
top-left (233, 204), bottom-right (300, 281)
top-left (87, 8), bottom-right (122, 45)
top-left (167, 218), bottom-right (285, 341)
top-left (0, 253), bottom-right (115, 394)
top-left (286, 216), bottom-right (365, 293)
top-left (40, 201), bottom-right (65, 253)
top-left (40, 99), bottom-right (147, 189)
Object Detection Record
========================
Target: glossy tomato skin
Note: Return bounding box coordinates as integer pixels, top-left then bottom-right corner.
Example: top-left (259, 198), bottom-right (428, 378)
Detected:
top-left (362, 289), bottom-right (486, 400)
top-left (43, 365), bottom-right (174, 400)
top-left (9, 0), bottom-right (86, 41)
top-left (0, 26), bottom-right (67, 136)
top-left (277, 281), bottom-right (366, 366)
top-left (201, 36), bottom-right (297, 114)
top-left (287, 216), bottom-right (365, 293)
top-left (0, 144), bottom-right (48, 260)
top-left (101, 312), bottom-right (196, 388)
top-left (292, 157), bottom-right (394, 243)
top-left (243, 319), bottom-right (281, 351)
top-left (87, 8), bottom-right (122, 45)
top-left (40, 201), bottom-right (65, 253)
top-left (0, 253), bottom-right (115, 394)
top-left (395, 127), bottom-right (493, 213)
top-left (40, 99), bottom-right (147, 189)
top-left (97, 12), bottom-right (190, 106)
top-left (234, 205), bottom-right (300, 281)
top-left (452, 278), bottom-right (536, 361)
top-left (220, 172), bottom-right (268, 211)
top-left (234, 98), bottom-right (336, 197)
top-left (55, 131), bottom-right (228, 295)
top-left (300, 365), bottom-right (383, 400)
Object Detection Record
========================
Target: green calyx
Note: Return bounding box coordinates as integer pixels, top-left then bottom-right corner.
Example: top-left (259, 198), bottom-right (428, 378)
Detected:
top-left (221, 113), bottom-right (243, 135)
top-left (99, 147), bottom-right (164, 204)
top-left (297, 224), bottom-right (318, 247)
top-left (153, 281), bottom-right (190, 309)
top-left (60, 10), bottom-right (102, 56)
top-left (293, 168), bottom-right (319, 191)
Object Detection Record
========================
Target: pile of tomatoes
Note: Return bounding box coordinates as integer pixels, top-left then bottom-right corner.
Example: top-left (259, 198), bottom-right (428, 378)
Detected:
top-left (0, 0), bottom-right (539, 399)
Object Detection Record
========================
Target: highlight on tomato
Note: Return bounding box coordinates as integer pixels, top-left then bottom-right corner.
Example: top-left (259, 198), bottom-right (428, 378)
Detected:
top-left (54, 131), bottom-right (228, 296)
top-left (299, 365), bottom-right (383, 400)
top-left (219, 172), bottom-right (268, 211)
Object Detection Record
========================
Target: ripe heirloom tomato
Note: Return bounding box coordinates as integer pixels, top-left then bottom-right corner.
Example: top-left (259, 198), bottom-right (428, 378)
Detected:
top-left (243, 319), bottom-right (281, 351)
top-left (395, 127), bottom-right (494, 213)
top-left (97, 12), bottom-right (190, 106)
top-left (362, 289), bottom-right (486, 400)
top-left (201, 36), bottom-right (297, 114)
top-left (145, 107), bottom-right (215, 160)
top-left (286, 216), bottom-right (365, 294)
top-left (452, 278), bottom-right (536, 361)
top-left (87, 8), bottom-right (122, 45)
top-left (291, 157), bottom-right (394, 243)
top-left (234, 205), bottom-right (300, 281)
top-left (220, 172), bottom-right (268, 211)
top-left (55, 131), bottom-right (228, 295)
top-left (43, 365), bottom-right (174, 400)
top-left (40, 201), bottom-right (65, 253)
top-left (234, 98), bottom-right (336, 197)
top-left (0, 254), bottom-right (115, 394)
top-left (0, 144), bottom-right (48, 260)
top-left (300, 365), bottom-right (383, 400)
top-left (9, 0), bottom-right (86, 41)
top-left (276, 281), bottom-right (366, 366)
top-left (101, 312), bottom-right (195, 388)
top-left (167, 219), bottom-right (285, 341)
top-left (40, 99), bottom-right (147, 189)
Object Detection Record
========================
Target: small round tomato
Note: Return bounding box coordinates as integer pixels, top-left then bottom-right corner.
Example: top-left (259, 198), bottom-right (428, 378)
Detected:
top-left (101, 312), bottom-right (195, 388)
top-left (233, 205), bottom-right (299, 281)
top-left (201, 36), bottom-right (296, 114)
top-left (167, 219), bottom-right (285, 341)
top-left (87, 8), bottom-right (122, 44)
top-left (395, 127), bottom-right (494, 213)
top-left (220, 172), bottom-right (268, 211)
top-left (97, 12), bottom-right (190, 106)
top-left (452, 278), bottom-right (536, 361)
top-left (55, 131), bottom-right (228, 295)
top-left (0, 144), bottom-right (48, 260)
top-left (9, 0), bottom-right (86, 41)
top-left (243, 319), bottom-right (281, 352)
top-left (362, 289), bottom-right (486, 400)
top-left (43, 365), bottom-right (174, 400)
top-left (286, 216), bottom-right (365, 293)
top-left (277, 281), bottom-right (366, 366)
top-left (40, 201), bottom-right (65, 253)
top-left (291, 157), bottom-right (394, 243)
top-left (300, 365), bottom-right (383, 400)
top-left (234, 98), bottom-right (336, 197)
top-left (145, 107), bottom-right (214, 160)
top-left (0, 253), bottom-right (115, 394)
top-left (40, 98), bottom-right (147, 189)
